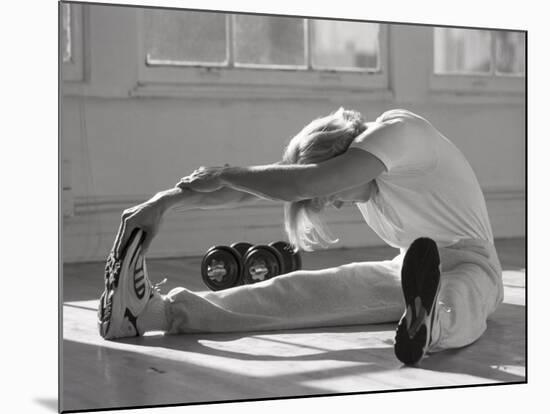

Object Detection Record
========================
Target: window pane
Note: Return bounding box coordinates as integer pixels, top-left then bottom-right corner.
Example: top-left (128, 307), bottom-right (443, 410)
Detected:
top-left (145, 10), bottom-right (227, 65)
top-left (434, 28), bottom-right (491, 74)
top-left (61, 4), bottom-right (71, 63)
top-left (233, 15), bottom-right (305, 67)
top-left (496, 31), bottom-right (525, 75)
top-left (311, 20), bottom-right (380, 71)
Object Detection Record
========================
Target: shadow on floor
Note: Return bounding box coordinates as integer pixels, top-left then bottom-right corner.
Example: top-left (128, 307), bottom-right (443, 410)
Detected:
top-left (121, 323), bottom-right (395, 365)
top-left (117, 303), bottom-right (525, 383)
top-left (62, 297), bottom-right (525, 412)
top-left (62, 338), bottom-right (375, 412)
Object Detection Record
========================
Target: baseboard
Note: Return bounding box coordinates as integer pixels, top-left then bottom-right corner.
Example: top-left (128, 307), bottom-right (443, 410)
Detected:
top-left (62, 186), bottom-right (525, 263)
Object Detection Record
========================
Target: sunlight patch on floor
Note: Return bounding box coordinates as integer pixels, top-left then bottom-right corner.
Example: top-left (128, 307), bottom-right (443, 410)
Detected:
top-left (490, 364), bottom-right (525, 377)
top-left (64, 304), bottom-right (392, 378)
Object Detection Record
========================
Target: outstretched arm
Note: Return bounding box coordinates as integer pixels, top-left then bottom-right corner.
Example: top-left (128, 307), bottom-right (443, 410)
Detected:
top-left (116, 120), bottom-right (393, 256)
top-left (221, 148), bottom-right (385, 200)
top-left (114, 186), bottom-right (263, 258)
top-left (178, 147), bottom-right (385, 202)
top-left (161, 186), bottom-right (262, 211)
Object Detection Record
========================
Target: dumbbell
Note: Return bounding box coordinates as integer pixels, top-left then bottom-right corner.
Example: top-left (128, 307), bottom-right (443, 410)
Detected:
top-left (201, 241), bottom-right (282, 290)
top-left (201, 242), bottom-right (253, 291)
top-left (201, 241), bottom-right (302, 291)
top-left (269, 241), bottom-right (302, 275)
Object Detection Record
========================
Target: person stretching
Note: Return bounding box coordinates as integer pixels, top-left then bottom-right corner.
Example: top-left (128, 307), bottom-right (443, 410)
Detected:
top-left (98, 108), bottom-right (502, 365)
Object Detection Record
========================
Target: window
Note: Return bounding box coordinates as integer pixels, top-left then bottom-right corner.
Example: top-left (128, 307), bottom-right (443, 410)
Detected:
top-left (232, 15), bottom-right (306, 68)
top-left (145, 10), bottom-right (228, 67)
top-left (138, 10), bottom-right (387, 95)
top-left (310, 20), bottom-right (380, 72)
top-left (431, 28), bottom-right (525, 93)
top-left (61, 2), bottom-right (84, 82)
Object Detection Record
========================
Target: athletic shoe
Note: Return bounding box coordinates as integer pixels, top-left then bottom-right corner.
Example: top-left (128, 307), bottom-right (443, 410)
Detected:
top-left (98, 229), bottom-right (158, 339)
top-left (394, 237), bottom-right (441, 365)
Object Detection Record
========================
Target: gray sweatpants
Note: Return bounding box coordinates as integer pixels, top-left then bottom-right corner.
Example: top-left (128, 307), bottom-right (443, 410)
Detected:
top-left (163, 238), bottom-right (503, 352)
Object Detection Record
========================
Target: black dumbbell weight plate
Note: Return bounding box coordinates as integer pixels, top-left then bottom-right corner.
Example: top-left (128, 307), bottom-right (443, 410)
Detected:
top-left (269, 241), bottom-right (302, 274)
top-left (201, 246), bottom-right (242, 291)
top-left (243, 245), bottom-right (282, 284)
top-left (230, 242), bottom-right (253, 258)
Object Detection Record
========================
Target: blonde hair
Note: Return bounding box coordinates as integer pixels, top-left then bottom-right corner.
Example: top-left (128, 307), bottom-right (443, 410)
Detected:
top-left (281, 107), bottom-right (366, 251)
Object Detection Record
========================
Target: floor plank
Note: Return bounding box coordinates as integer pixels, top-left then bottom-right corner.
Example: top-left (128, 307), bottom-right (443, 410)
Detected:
top-left (62, 238), bottom-right (526, 412)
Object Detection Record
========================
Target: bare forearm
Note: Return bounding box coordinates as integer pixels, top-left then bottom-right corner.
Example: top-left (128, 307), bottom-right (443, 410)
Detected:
top-left (156, 186), bottom-right (260, 212)
top-left (219, 164), bottom-right (312, 202)
top-left (114, 186), bottom-right (260, 255)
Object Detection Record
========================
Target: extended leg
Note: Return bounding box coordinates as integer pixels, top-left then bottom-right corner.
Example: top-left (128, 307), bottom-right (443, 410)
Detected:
top-left (162, 256), bottom-right (405, 334)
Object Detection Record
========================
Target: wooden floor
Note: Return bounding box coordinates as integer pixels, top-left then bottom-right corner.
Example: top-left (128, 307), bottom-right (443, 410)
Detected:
top-left (62, 238), bottom-right (526, 412)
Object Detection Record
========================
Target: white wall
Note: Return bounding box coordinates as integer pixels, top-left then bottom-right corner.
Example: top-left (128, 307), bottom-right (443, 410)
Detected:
top-left (61, 4), bottom-right (525, 262)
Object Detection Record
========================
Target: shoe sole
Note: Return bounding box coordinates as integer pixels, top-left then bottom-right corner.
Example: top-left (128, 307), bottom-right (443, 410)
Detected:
top-left (98, 229), bottom-right (145, 339)
top-left (394, 237), bottom-right (441, 365)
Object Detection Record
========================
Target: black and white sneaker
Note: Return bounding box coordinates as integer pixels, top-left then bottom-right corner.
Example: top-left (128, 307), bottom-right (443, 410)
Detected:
top-left (98, 229), bottom-right (159, 340)
top-left (394, 237), bottom-right (441, 365)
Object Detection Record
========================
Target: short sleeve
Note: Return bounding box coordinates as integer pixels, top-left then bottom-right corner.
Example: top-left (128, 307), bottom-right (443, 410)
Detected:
top-left (349, 112), bottom-right (436, 174)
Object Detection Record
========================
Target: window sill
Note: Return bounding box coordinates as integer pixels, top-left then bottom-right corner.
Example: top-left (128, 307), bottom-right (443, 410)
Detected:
top-left (60, 81), bottom-right (394, 102)
top-left (427, 73), bottom-right (525, 105)
top-left (60, 81), bottom-right (524, 106)
top-left (128, 82), bottom-right (394, 102)
top-left (427, 90), bottom-right (525, 105)
top-left (61, 82), bottom-right (133, 99)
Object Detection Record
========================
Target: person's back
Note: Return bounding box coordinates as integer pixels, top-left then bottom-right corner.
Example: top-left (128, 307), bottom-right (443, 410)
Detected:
top-left (351, 109), bottom-right (494, 249)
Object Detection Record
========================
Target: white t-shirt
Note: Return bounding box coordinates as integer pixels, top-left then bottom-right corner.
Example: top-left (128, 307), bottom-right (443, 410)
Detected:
top-left (349, 109), bottom-right (494, 250)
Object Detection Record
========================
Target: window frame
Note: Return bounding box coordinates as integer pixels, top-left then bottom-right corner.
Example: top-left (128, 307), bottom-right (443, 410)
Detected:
top-left (61, 2), bottom-right (85, 83)
top-left (429, 28), bottom-right (525, 94)
top-left (135, 11), bottom-right (389, 96)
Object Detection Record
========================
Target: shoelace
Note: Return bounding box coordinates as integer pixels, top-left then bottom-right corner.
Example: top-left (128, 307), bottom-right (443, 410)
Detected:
top-left (151, 277), bottom-right (168, 294)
